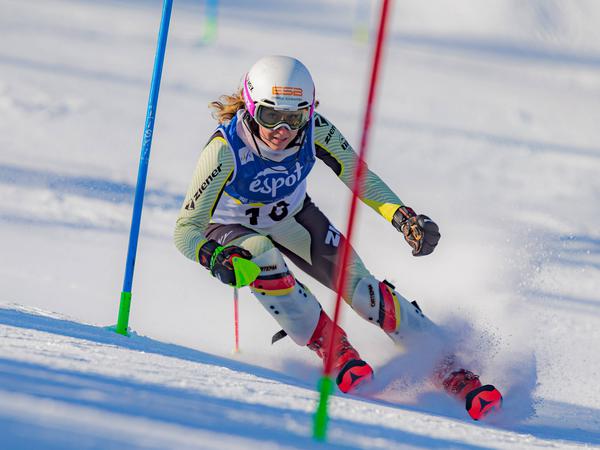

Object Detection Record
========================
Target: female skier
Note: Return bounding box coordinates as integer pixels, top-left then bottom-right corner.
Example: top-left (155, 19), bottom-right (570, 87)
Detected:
top-left (174, 55), bottom-right (501, 420)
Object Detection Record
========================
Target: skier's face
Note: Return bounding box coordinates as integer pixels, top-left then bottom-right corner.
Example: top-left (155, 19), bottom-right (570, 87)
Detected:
top-left (258, 124), bottom-right (298, 151)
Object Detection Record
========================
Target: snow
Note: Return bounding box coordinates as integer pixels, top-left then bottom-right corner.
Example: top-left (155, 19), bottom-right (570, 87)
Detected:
top-left (1, 0), bottom-right (599, 448)
top-left (0, 305), bottom-right (595, 450)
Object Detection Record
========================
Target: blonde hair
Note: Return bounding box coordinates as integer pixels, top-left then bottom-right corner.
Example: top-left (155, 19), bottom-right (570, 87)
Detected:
top-left (209, 88), bottom-right (246, 124)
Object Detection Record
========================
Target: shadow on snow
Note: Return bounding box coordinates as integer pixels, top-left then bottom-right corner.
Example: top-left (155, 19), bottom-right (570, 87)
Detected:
top-left (0, 163), bottom-right (183, 209)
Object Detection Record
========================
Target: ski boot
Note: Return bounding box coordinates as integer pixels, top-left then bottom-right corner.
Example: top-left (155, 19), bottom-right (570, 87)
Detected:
top-left (308, 310), bottom-right (373, 393)
top-left (441, 368), bottom-right (503, 420)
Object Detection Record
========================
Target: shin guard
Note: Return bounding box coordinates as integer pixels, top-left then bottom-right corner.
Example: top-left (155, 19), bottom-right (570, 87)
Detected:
top-left (250, 248), bottom-right (321, 346)
top-left (351, 276), bottom-right (435, 344)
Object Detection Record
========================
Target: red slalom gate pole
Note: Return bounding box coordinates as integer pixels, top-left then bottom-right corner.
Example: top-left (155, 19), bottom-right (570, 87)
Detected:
top-left (313, 0), bottom-right (392, 440)
top-left (233, 288), bottom-right (240, 353)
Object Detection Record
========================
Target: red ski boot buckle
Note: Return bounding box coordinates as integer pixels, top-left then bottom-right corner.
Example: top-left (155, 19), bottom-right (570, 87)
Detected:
top-left (465, 384), bottom-right (503, 420)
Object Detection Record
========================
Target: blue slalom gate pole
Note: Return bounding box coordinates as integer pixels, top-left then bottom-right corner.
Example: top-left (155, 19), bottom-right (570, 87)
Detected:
top-left (116, 0), bottom-right (173, 336)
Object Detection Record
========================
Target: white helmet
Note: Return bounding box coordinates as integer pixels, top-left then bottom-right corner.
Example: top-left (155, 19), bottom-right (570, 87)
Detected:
top-left (242, 55), bottom-right (315, 129)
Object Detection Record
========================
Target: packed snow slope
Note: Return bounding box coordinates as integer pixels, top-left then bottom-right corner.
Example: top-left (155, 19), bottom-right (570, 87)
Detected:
top-left (0, 304), bottom-right (597, 450)
top-left (1, 0), bottom-right (600, 448)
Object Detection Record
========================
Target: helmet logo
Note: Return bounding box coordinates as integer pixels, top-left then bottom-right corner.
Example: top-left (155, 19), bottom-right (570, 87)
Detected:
top-left (272, 86), bottom-right (303, 97)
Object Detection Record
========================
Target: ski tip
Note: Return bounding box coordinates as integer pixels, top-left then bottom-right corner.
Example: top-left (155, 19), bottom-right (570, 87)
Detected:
top-left (465, 384), bottom-right (503, 421)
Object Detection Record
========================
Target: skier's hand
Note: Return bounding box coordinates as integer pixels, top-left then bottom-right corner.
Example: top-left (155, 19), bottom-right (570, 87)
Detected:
top-left (392, 206), bottom-right (440, 256)
top-left (198, 240), bottom-right (260, 287)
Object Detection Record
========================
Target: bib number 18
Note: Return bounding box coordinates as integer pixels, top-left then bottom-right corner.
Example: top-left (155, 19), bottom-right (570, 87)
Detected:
top-left (245, 201), bottom-right (289, 225)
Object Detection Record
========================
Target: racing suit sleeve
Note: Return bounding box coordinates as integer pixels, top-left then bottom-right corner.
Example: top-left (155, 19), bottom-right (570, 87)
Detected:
top-left (174, 135), bottom-right (235, 262)
top-left (313, 113), bottom-right (404, 222)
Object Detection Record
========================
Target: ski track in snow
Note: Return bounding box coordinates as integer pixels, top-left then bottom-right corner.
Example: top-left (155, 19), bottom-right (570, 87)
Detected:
top-left (1, 0), bottom-right (600, 448)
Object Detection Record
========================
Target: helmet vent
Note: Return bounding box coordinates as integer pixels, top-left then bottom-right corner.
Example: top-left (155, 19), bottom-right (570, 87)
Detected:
top-left (262, 99), bottom-right (276, 106)
top-left (297, 101), bottom-right (309, 108)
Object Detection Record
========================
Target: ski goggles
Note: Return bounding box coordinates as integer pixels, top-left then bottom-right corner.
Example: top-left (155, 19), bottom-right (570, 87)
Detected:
top-left (254, 104), bottom-right (311, 131)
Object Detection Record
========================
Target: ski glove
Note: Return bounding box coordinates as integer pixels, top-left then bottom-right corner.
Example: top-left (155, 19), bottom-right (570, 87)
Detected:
top-left (392, 206), bottom-right (441, 256)
top-left (198, 240), bottom-right (261, 288)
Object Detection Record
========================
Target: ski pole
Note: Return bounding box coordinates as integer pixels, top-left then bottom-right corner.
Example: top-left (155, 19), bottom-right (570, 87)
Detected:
top-left (229, 258), bottom-right (260, 350)
top-left (116, 0), bottom-right (173, 336)
top-left (313, 0), bottom-right (392, 440)
top-left (233, 287), bottom-right (240, 353)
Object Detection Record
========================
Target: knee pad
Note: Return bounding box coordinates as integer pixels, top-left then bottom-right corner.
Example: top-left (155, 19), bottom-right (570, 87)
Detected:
top-left (249, 247), bottom-right (321, 346)
top-left (351, 276), bottom-right (434, 343)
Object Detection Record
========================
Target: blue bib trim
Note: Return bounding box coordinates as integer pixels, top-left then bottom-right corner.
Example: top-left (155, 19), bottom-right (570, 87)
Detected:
top-left (218, 114), bottom-right (316, 204)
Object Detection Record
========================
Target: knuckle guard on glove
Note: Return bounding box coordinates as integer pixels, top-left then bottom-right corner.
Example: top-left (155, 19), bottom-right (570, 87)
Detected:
top-left (392, 207), bottom-right (440, 256)
top-left (198, 240), bottom-right (254, 286)
top-left (413, 215), bottom-right (440, 256)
